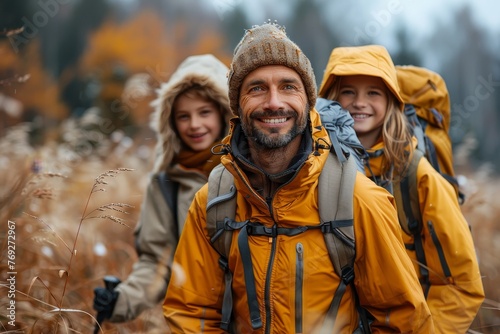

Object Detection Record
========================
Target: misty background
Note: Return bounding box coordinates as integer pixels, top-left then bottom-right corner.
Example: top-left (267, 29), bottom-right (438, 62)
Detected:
top-left (1, 0), bottom-right (499, 174)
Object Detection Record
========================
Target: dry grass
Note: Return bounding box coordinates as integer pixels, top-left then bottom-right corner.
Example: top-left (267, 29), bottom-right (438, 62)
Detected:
top-left (0, 125), bottom-right (155, 333)
top-left (461, 165), bottom-right (500, 333)
top-left (0, 126), bottom-right (499, 333)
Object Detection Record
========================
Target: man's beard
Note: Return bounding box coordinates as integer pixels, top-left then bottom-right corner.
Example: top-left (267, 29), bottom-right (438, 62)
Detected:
top-left (240, 105), bottom-right (309, 149)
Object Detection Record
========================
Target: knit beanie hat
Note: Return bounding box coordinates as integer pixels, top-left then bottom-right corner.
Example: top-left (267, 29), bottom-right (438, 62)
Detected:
top-left (228, 22), bottom-right (316, 116)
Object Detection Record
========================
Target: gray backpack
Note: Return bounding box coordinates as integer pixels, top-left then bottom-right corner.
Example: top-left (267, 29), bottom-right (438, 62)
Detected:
top-left (205, 148), bottom-right (370, 333)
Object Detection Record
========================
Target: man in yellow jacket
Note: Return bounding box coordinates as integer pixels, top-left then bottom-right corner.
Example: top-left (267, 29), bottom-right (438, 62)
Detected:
top-left (163, 22), bottom-right (434, 333)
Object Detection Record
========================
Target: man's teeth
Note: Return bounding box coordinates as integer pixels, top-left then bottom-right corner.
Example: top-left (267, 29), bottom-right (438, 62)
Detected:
top-left (263, 118), bottom-right (287, 124)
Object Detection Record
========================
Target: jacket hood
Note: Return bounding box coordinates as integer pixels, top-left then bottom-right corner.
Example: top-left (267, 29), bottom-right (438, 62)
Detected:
top-left (150, 54), bottom-right (231, 173)
top-left (318, 45), bottom-right (404, 111)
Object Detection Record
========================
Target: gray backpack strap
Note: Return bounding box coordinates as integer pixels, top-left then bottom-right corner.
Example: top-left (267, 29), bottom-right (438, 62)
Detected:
top-left (319, 153), bottom-right (356, 280)
top-left (207, 163), bottom-right (237, 257)
top-left (319, 154), bottom-right (370, 333)
top-left (206, 163), bottom-right (238, 332)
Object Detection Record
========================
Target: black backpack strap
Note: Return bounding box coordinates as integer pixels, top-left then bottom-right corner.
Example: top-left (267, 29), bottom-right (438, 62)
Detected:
top-left (237, 224), bottom-right (263, 330)
top-left (407, 104), bottom-right (466, 204)
top-left (156, 171), bottom-right (179, 223)
top-left (441, 173), bottom-right (465, 204)
top-left (393, 150), bottom-right (430, 295)
top-left (135, 172), bottom-right (179, 257)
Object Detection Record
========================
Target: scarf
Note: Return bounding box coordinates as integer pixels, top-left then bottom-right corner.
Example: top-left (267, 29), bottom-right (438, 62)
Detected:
top-left (174, 143), bottom-right (222, 177)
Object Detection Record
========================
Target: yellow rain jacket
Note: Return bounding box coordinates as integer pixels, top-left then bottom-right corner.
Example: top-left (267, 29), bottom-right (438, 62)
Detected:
top-left (366, 141), bottom-right (484, 333)
top-left (319, 44), bottom-right (484, 333)
top-left (163, 110), bottom-right (433, 333)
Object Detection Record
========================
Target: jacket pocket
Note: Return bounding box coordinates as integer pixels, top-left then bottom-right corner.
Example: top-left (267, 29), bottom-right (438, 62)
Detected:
top-left (295, 242), bottom-right (304, 334)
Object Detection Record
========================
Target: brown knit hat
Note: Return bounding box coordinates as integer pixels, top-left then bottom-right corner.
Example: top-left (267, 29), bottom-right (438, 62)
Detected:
top-left (228, 22), bottom-right (316, 116)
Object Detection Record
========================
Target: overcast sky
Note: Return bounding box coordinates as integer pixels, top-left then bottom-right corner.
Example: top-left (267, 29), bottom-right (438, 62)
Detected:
top-left (236, 0), bottom-right (500, 46)
top-left (230, 0), bottom-right (499, 71)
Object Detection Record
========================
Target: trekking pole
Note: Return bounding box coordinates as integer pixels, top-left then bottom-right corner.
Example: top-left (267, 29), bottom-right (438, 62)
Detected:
top-left (94, 275), bottom-right (121, 334)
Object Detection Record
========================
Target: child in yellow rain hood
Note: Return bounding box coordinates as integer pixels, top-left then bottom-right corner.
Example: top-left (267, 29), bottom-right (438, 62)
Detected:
top-left (318, 44), bottom-right (484, 333)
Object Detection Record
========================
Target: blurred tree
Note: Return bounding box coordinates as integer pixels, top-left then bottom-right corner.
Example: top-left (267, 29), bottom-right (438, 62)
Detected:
top-left (282, 0), bottom-right (343, 86)
top-left (428, 5), bottom-right (498, 171)
top-left (220, 4), bottom-right (250, 52)
top-left (51, 0), bottom-right (112, 114)
top-left (50, 0), bottom-right (111, 76)
top-left (391, 26), bottom-right (422, 66)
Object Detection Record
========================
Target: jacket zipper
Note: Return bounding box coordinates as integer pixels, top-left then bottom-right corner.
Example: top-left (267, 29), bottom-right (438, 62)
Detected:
top-left (229, 157), bottom-right (308, 332)
top-left (264, 226), bottom-right (277, 334)
top-left (295, 242), bottom-right (304, 333)
top-left (427, 221), bottom-right (452, 277)
top-left (263, 195), bottom-right (275, 334)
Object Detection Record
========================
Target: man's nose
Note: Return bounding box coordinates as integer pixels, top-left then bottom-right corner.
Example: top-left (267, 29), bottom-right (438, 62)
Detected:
top-left (263, 87), bottom-right (285, 111)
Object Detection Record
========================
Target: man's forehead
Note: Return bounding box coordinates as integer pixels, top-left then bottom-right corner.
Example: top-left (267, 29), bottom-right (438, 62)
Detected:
top-left (242, 65), bottom-right (303, 85)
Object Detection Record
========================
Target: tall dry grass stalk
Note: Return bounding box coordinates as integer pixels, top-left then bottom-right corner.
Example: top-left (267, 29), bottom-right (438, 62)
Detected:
top-left (1, 166), bottom-right (137, 333)
top-left (0, 123), bottom-right (155, 333)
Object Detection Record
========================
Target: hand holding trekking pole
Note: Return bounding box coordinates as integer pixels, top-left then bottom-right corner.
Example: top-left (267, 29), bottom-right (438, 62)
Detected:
top-left (93, 275), bottom-right (121, 334)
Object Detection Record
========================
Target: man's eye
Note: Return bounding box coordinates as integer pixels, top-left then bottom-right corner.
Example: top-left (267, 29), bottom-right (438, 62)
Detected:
top-left (249, 86), bottom-right (263, 92)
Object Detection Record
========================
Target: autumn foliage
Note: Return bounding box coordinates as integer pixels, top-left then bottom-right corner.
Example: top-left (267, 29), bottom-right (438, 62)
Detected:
top-left (1, 8), bottom-right (232, 137)
top-left (75, 9), bottom-right (231, 128)
top-left (0, 39), bottom-right (68, 125)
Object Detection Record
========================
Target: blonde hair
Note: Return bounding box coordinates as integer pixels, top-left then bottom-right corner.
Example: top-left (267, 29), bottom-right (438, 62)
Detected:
top-left (325, 78), bottom-right (413, 181)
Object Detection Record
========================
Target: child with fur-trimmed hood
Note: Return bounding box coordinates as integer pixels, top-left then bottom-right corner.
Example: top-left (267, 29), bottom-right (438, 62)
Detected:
top-left (93, 54), bottom-right (232, 323)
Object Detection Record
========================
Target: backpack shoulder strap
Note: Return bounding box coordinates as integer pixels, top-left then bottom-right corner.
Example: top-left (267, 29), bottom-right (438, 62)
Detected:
top-left (406, 104), bottom-right (465, 204)
top-left (318, 153), bottom-right (357, 273)
top-left (392, 150), bottom-right (430, 294)
top-left (404, 104), bottom-right (427, 154)
top-left (318, 153), bottom-right (372, 333)
top-left (144, 172), bottom-right (179, 254)
top-left (393, 150), bottom-right (423, 235)
top-left (206, 163), bottom-right (239, 331)
top-left (156, 171), bottom-right (179, 226)
top-left (206, 156), bottom-right (365, 332)
top-left (206, 163), bottom-right (237, 257)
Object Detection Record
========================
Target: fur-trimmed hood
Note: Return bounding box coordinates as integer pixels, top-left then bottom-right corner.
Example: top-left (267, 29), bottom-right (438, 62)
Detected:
top-left (150, 54), bottom-right (231, 173)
